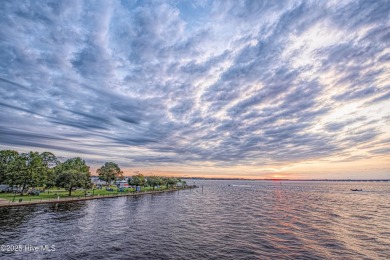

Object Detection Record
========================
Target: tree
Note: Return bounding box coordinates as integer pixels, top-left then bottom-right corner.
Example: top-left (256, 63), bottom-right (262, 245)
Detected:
top-left (97, 162), bottom-right (123, 184)
top-left (40, 152), bottom-right (59, 188)
top-left (55, 157), bottom-right (91, 196)
top-left (128, 173), bottom-right (145, 190)
top-left (0, 150), bottom-right (19, 184)
top-left (14, 152), bottom-right (48, 194)
top-left (45, 169), bottom-right (57, 189)
top-left (40, 152), bottom-right (59, 168)
top-left (146, 176), bottom-right (158, 190)
top-left (163, 177), bottom-right (179, 189)
top-left (155, 177), bottom-right (164, 188)
top-left (56, 170), bottom-right (89, 196)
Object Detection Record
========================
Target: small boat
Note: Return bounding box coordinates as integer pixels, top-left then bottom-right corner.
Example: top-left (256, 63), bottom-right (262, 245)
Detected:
top-left (350, 189), bottom-right (363, 191)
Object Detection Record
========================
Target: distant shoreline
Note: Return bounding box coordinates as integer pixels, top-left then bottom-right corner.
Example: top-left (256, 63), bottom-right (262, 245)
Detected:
top-left (182, 178), bottom-right (390, 182)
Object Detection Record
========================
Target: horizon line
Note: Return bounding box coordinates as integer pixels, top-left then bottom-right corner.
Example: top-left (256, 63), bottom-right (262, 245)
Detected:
top-left (90, 175), bottom-right (390, 182)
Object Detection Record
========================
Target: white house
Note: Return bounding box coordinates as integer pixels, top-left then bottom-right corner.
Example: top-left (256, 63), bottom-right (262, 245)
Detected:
top-left (115, 180), bottom-right (129, 188)
top-left (90, 176), bottom-right (108, 185)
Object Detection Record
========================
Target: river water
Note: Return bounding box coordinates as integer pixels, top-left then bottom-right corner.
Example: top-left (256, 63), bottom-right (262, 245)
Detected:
top-left (0, 180), bottom-right (389, 259)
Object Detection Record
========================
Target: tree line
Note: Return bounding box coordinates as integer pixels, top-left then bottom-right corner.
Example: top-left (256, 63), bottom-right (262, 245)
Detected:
top-left (127, 173), bottom-right (183, 190)
top-left (0, 150), bottom-right (91, 195)
top-left (1, 149), bottom-right (184, 196)
top-left (96, 165), bottom-right (183, 189)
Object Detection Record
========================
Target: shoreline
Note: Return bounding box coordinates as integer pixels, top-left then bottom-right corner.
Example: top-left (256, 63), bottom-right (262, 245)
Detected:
top-left (0, 186), bottom-right (198, 208)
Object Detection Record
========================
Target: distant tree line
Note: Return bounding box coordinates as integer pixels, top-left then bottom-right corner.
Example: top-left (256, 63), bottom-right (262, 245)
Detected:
top-left (128, 173), bottom-right (183, 190)
top-left (96, 166), bottom-right (184, 190)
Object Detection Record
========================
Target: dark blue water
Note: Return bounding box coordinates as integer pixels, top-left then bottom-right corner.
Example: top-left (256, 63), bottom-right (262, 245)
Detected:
top-left (0, 180), bottom-right (389, 259)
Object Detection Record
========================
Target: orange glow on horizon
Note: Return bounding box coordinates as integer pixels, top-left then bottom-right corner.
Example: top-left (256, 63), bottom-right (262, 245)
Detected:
top-left (88, 154), bottom-right (390, 179)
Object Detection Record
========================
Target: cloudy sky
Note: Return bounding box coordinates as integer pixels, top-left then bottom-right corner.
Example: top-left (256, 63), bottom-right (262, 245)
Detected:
top-left (1, 0), bottom-right (389, 179)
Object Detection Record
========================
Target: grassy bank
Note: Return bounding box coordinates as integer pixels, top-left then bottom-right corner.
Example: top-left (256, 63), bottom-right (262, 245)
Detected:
top-left (0, 186), bottom-right (178, 203)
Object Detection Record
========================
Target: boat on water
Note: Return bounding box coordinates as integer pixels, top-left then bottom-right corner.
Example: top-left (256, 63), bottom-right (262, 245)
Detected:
top-left (351, 189), bottom-right (363, 191)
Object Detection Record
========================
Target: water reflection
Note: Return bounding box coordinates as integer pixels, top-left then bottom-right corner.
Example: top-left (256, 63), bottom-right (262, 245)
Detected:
top-left (0, 181), bottom-right (389, 259)
top-left (0, 206), bottom-right (38, 244)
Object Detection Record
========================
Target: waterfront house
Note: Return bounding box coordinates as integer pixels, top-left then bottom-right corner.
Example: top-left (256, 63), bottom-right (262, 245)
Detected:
top-left (115, 179), bottom-right (129, 188)
top-left (90, 176), bottom-right (108, 186)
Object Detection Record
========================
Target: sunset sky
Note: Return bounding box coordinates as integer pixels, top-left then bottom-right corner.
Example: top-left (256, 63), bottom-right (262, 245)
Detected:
top-left (0, 0), bottom-right (389, 179)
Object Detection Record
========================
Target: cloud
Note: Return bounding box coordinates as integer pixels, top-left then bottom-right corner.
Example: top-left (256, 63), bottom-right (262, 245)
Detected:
top-left (0, 0), bottom-right (389, 175)
top-left (370, 147), bottom-right (390, 155)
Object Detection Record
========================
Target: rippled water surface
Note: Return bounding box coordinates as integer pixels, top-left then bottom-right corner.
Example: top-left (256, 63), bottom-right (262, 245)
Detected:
top-left (1, 181), bottom-right (389, 259)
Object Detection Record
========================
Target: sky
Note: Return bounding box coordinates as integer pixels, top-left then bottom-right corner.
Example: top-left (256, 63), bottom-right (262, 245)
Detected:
top-left (0, 0), bottom-right (389, 179)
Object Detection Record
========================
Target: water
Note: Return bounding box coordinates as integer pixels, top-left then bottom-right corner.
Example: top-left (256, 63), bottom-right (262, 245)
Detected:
top-left (0, 180), bottom-right (389, 259)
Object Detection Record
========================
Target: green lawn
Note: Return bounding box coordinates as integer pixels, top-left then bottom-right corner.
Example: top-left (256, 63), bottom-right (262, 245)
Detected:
top-left (0, 185), bottom-right (173, 202)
